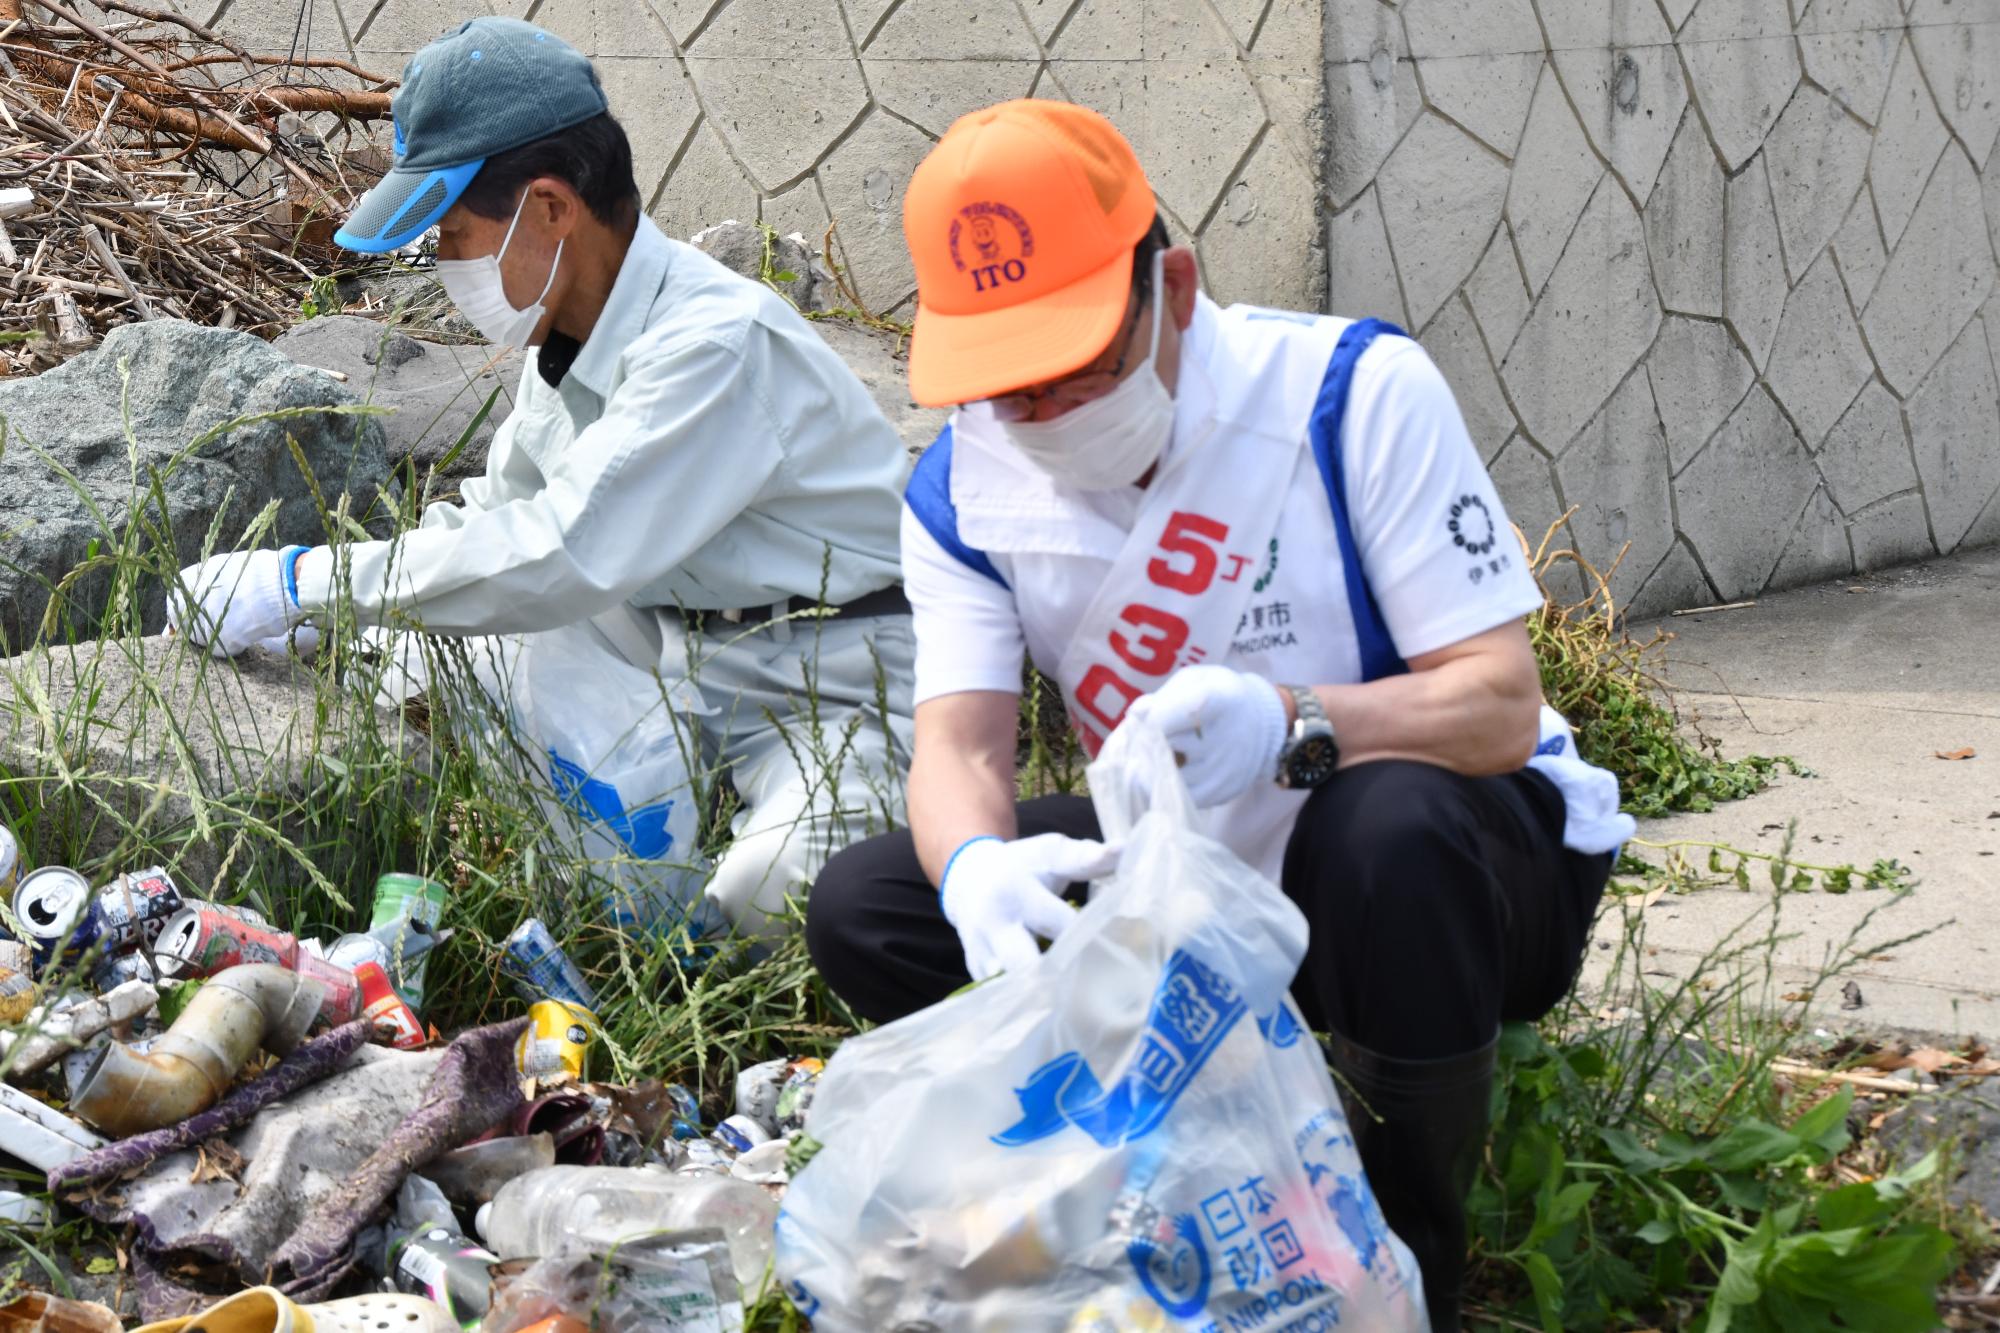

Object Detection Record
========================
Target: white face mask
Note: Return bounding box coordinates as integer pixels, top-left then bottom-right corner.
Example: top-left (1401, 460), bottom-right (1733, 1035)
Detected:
top-left (434, 192), bottom-right (563, 350)
top-left (996, 253), bottom-right (1175, 491)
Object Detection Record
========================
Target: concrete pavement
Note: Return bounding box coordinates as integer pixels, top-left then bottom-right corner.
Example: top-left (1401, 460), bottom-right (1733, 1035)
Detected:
top-left (1580, 546), bottom-right (2000, 1037)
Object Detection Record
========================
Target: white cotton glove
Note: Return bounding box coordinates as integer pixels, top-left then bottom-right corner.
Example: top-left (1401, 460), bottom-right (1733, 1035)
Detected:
top-left (940, 833), bottom-right (1121, 981)
top-left (169, 546), bottom-right (311, 658)
top-left (1123, 664), bottom-right (1289, 808)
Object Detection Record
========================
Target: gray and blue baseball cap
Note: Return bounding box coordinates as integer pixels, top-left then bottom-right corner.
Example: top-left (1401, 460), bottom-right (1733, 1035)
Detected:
top-left (335, 17), bottom-right (608, 253)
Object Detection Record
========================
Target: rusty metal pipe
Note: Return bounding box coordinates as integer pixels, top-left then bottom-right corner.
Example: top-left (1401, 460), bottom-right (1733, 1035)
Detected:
top-left (70, 964), bottom-right (324, 1138)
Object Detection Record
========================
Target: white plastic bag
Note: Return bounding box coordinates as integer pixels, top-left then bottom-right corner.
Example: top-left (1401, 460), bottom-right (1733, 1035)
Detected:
top-left (483, 621), bottom-right (723, 938)
top-left (776, 719), bottom-right (1427, 1332)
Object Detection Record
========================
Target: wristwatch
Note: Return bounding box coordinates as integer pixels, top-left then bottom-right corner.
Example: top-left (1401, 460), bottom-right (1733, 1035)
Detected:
top-left (1276, 685), bottom-right (1340, 789)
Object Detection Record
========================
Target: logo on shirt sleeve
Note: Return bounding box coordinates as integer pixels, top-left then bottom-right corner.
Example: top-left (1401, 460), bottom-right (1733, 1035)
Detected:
top-left (1447, 493), bottom-right (1497, 557)
top-left (948, 202), bottom-right (1036, 293)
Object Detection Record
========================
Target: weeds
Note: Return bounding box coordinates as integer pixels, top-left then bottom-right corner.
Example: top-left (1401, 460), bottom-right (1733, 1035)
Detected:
top-left (1522, 517), bottom-right (1799, 819)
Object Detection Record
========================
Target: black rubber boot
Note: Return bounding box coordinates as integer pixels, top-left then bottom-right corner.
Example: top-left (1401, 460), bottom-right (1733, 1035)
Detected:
top-left (1327, 1029), bottom-right (1498, 1333)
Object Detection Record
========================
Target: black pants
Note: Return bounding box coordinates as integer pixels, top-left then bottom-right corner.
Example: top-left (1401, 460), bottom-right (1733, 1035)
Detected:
top-left (807, 760), bottom-right (1612, 1060)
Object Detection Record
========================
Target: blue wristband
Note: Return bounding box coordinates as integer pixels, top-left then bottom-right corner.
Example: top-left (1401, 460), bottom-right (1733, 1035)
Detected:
top-left (940, 835), bottom-right (1003, 895)
top-left (280, 546), bottom-right (308, 608)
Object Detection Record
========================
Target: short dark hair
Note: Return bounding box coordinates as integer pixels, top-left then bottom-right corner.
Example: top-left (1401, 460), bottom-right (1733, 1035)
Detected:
top-left (1131, 214), bottom-right (1172, 306)
top-left (458, 111), bottom-right (641, 230)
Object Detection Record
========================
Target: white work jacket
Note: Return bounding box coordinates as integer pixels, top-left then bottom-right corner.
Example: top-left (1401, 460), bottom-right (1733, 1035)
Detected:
top-left (902, 295), bottom-right (1633, 877)
top-left (299, 217), bottom-right (908, 635)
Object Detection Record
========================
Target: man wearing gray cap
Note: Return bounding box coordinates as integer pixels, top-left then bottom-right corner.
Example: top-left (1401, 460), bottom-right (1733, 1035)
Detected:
top-left (171, 17), bottom-right (915, 942)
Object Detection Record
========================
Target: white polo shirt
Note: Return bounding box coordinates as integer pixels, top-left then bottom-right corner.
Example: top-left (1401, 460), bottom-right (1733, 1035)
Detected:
top-left (299, 216), bottom-right (909, 634)
top-left (901, 295), bottom-right (1630, 875)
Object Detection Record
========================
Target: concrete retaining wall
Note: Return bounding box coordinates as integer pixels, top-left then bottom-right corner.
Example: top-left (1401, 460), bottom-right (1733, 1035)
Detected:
top-left (1335, 0), bottom-right (2000, 613)
top-left (174, 0), bottom-right (2000, 608)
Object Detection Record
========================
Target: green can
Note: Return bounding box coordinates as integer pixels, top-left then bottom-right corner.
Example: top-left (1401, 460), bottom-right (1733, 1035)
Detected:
top-left (369, 873), bottom-right (449, 1011)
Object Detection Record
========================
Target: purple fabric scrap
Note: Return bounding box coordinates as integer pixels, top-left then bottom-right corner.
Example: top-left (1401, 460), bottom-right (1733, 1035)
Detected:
top-left (49, 1022), bottom-right (370, 1195)
top-left (269, 1015), bottom-right (528, 1300)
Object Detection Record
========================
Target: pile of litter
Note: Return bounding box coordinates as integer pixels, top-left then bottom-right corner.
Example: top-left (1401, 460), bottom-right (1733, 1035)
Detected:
top-left (0, 846), bottom-right (818, 1331)
top-left (0, 0), bottom-right (389, 374)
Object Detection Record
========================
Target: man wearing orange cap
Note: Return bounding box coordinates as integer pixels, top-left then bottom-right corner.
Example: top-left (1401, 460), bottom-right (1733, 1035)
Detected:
top-left (807, 100), bottom-right (1632, 1327)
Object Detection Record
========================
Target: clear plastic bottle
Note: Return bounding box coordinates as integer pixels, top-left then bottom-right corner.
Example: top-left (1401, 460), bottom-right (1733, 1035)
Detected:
top-left (477, 1164), bottom-right (778, 1291)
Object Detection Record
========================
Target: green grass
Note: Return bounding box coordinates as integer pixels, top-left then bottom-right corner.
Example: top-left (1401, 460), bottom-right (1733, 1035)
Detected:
top-left (0, 390), bottom-right (1982, 1328)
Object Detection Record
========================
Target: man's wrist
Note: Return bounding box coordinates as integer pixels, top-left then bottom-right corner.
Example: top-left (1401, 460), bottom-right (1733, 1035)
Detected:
top-left (940, 834), bottom-right (1003, 894)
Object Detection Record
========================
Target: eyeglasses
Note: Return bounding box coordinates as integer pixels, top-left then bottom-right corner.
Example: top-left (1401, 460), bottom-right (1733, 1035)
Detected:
top-left (987, 290), bottom-right (1148, 422)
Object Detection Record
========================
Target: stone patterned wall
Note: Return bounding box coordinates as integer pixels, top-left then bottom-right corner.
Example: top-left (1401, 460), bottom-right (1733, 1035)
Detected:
top-left (1327, 0), bottom-right (2000, 613)
top-left (207, 0), bottom-right (1325, 316)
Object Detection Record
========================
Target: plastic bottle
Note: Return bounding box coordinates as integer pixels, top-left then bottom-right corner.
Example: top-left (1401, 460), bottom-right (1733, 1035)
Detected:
top-left (477, 1164), bottom-right (777, 1291)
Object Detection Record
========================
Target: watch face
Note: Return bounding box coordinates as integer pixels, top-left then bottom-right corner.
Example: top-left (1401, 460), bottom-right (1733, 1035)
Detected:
top-left (1285, 734), bottom-right (1340, 788)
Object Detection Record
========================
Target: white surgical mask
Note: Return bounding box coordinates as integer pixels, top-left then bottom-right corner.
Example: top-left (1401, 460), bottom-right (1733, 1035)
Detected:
top-left (997, 253), bottom-right (1175, 490)
top-left (434, 192), bottom-right (563, 350)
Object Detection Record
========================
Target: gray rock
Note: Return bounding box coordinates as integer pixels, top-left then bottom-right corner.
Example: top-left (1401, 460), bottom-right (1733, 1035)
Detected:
top-left (1880, 1084), bottom-right (2000, 1216)
top-left (0, 321), bottom-right (391, 649)
top-left (335, 267), bottom-right (480, 342)
top-left (273, 316), bottom-right (524, 491)
top-left (690, 219), bottom-right (836, 313)
top-left (809, 318), bottom-right (948, 453)
top-left (1675, 385), bottom-right (1818, 598)
top-left (0, 633), bottom-right (421, 895)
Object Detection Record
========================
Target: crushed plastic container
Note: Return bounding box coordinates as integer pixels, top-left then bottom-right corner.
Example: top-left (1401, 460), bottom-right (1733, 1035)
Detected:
top-left (478, 1164), bottom-right (777, 1292)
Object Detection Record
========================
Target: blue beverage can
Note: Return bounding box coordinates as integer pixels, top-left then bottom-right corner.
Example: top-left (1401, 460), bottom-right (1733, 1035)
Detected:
top-left (14, 867), bottom-right (102, 968)
top-left (500, 918), bottom-right (598, 1010)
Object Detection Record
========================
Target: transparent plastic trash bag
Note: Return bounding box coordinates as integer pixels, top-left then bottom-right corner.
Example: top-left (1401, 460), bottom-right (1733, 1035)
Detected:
top-left (776, 717), bottom-right (1428, 1332)
top-left (443, 619), bottom-right (722, 939)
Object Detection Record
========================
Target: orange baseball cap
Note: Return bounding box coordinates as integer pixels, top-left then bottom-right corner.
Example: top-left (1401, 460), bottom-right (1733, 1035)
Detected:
top-left (903, 99), bottom-right (1158, 407)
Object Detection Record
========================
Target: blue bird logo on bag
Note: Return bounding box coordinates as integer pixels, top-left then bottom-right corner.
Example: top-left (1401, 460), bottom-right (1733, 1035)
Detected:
top-left (1126, 1213), bottom-right (1211, 1318)
top-left (548, 750), bottom-right (678, 859)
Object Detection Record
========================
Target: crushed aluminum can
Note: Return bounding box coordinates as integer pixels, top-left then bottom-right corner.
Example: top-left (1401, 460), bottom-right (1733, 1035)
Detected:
top-left (775, 1057), bottom-right (824, 1135)
top-left (0, 825), bottom-right (21, 902)
top-left (93, 866), bottom-right (184, 951)
top-left (713, 1113), bottom-right (771, 1154)
top-left (154, 905), bottom-right (299, 978)
top-left (91, 950), bottom-right (155, 993)
top-left (734, 1057), bottom-right (789, 1136)
top-left (500, 918), bottom-right (598, 1010)
top-left (514, 1000), bottom-right (594, 1082)
top-left (388, 1224), bottom-right (498, 1327)
top-left (14, 867), bottom-right (101, 967)
top-left (356, 960), bottom-right (427, 1049)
